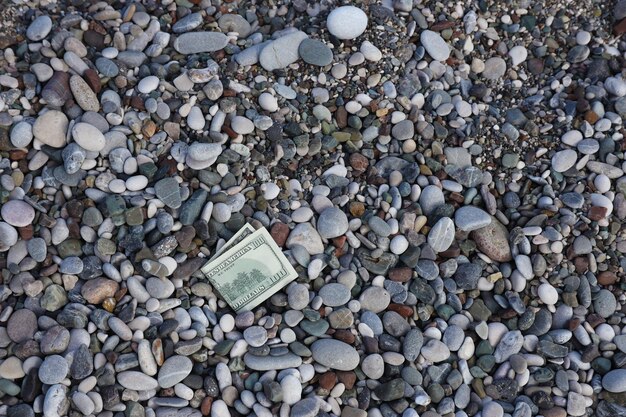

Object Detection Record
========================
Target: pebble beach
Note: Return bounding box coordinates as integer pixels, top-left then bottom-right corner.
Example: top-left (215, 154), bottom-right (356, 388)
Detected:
top-left (0, 1), bottom-right (626, 417)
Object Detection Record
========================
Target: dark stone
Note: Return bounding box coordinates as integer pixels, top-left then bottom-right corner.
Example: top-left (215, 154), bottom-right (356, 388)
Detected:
top-left (374, 378), bottom-right (406, 401)
top-left (70, 344), bottom-right (94, 379)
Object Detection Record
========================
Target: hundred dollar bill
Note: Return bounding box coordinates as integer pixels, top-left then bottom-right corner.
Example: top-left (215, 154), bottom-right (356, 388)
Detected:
top-left (201, 227), bottom-right (298, 312)
top-left (209, 223), bottom-right (255, 261)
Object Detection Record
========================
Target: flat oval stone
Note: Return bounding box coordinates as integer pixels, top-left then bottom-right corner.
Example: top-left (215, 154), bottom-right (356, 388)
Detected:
top-left (1, 200), bottom-right (35, 227)
top-left (33, 110), bottom-right (68, 148)
top-left (70, 75), bottom-right (99, 112)
top-left (157, 355), bottom-right (192, 388)
top-left (551, 149), bottom-right (578, 172)
top-left (173, 12), bottom-right (203, 33)
top-left (472, 218), bottom-right (512, 262)
top-left (482, 57), bottom-right (507, 80)
top-left (7, 309), bottom-right (37, 342)
top-left (243, 353), bottom-right (303, 371)
top-left (428, 217), bottom-right (455, 252)
top-left (420, 339), bottom-right (450, 362)
top-left (299, 38), bottom-right (333, 66)
top-left (41, 71), bottom-right (72, 107)
top-left (27, 15), bottom-right (53, 41)
top-left (243, 326), bottom-right (268, 347)
top-left (260, 31), bottom-right (308, 71)
top-left (318, 283), bottom-right (351, 307)
top-left (317, 207), bottom-right (348, 238)
top-left (173, 32), bottom-right (229, 54)
top-left (72, 122), bottom-right (106, 152)
top-left (455, 206), bottom-right (491, 232)
top-left (117, 371), bottom-right (159, 390)
top-left (311, 339), bottom-right (360, 370)
top-left (43, 385), bottom-right (69, 417)
top-left (218, 14), bottom-right (251, 37)
top-left (419, 185), bottom-right (444, 215)
top-left (603, 369), bottom-right (626, 393)
top-left (39, 355), bottom-right (69, 385)
top-left (421, 30), bottom-right (450, 61)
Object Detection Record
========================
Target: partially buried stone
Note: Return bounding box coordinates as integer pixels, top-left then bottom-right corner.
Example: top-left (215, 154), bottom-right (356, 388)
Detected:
top-left (26, 15), bottom-right (52, 41)
top-left (33, 110), bottom-right (68, 148)
top-left (39, 355), bottom-right (68, 385)
top-left (218, 14), bottom-right (251, 37)
top-left (454, 263), bottom-right (481, 290)
top-left (311, 339), bottom-right (360, 370)
top-left (70, 75), bottom-right (99, 112)
top-left (286, 223), bottom-right (324, 255)
top-left (155, 178), bottom-right (182, 209)
top-left (41, 72), bottom-right (72, 107)
top-left (551, 149), bottom-right (577, 172)
top-left (472, 218), bottom-right (512, 262)
top-left (482, 57), bottom-right (507, 80)
top-left (62, 143), bottom-right (86, 174)
top-left (455, 206), bottom-right (491, 232)
top-left (173, 32), bottom-right (229, 54)
top-left (243, 353), bottom-right (302, 371)
top-left (318, 283), bottom-right (351, 307)
top-left (421, 30), bottom-right (450, 61)
top-left (158, 356), bottom-right (192, 388)
top-left (299, 38), bottom-right (333, 66)
top-left (316, 207), bottom-right (348, 238)
top-left (1, 200), bottom-right (35, 227)
top-left (7, 309), bottom-right (37, 343)
top-left (260, 31), bottom-right (308, 71)
top-left (602, 369), bottom-right (626, 393)
top-left (428, 217), bottom-right (455, 252)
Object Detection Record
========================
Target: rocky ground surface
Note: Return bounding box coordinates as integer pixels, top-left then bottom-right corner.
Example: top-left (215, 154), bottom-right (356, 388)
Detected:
top-left (0, 1), bottom-right (626, 417)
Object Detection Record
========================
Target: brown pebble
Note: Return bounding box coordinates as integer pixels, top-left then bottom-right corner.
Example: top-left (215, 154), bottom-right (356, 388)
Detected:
top-left (471, 218), bottom-right (512, 262)
top-left (584, 110), bottom-right (600, 124)
top-left (614, 17), bottom-right (626, 35)
top-left (349, 202), bottom-right (365, 217)
top-left (349, 153), bottom-right (369, 172)
top-left (598, 271), bottom-right (618, 286)
top-left (318, 372), bottom-right (336, 391)
top-left (574, 257), bottom-right (589, 273)
top-left (387, 304), bottom-right (413, 318)
top-left (588, 206), bottom-right (608, 221)
top-left (335, 106), bottom-right (347, 128)
top-left (83, 30), bottom-right (105, 48)
top-left (18, 224), bottom-right (34, 240)
top-left (568, 317), bottom-right (581, 331)
top-left (586, 313), bottom-right (605, 328)
top-left (41, 71), bottom-right (72, 107)
top-left (200, 396), bottom-right (213, 416)
top-left (81, 277), bottom-right (119, 304)
top-left (333, 329), bottom-right (355, 344)
top-left (541, 407), bottom-right (566, 417)
top-left (270, 222), bottom-right (290, 247)
top-left (388, 267), bottom-right (412, 282)
top-left (83, 68), bottom-right (101, 93)
top-left (336, 371), bottom-right (356, 390)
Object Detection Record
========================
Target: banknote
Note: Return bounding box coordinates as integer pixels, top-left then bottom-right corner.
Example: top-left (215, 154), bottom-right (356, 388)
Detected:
top-left (209, 223), bottom-right (255, 261)
top-left (201, 226), bottom-right (299, 311)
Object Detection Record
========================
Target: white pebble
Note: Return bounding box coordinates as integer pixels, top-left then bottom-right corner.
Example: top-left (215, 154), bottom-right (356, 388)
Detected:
top-left (538, 283), bottom-right (558, 305)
